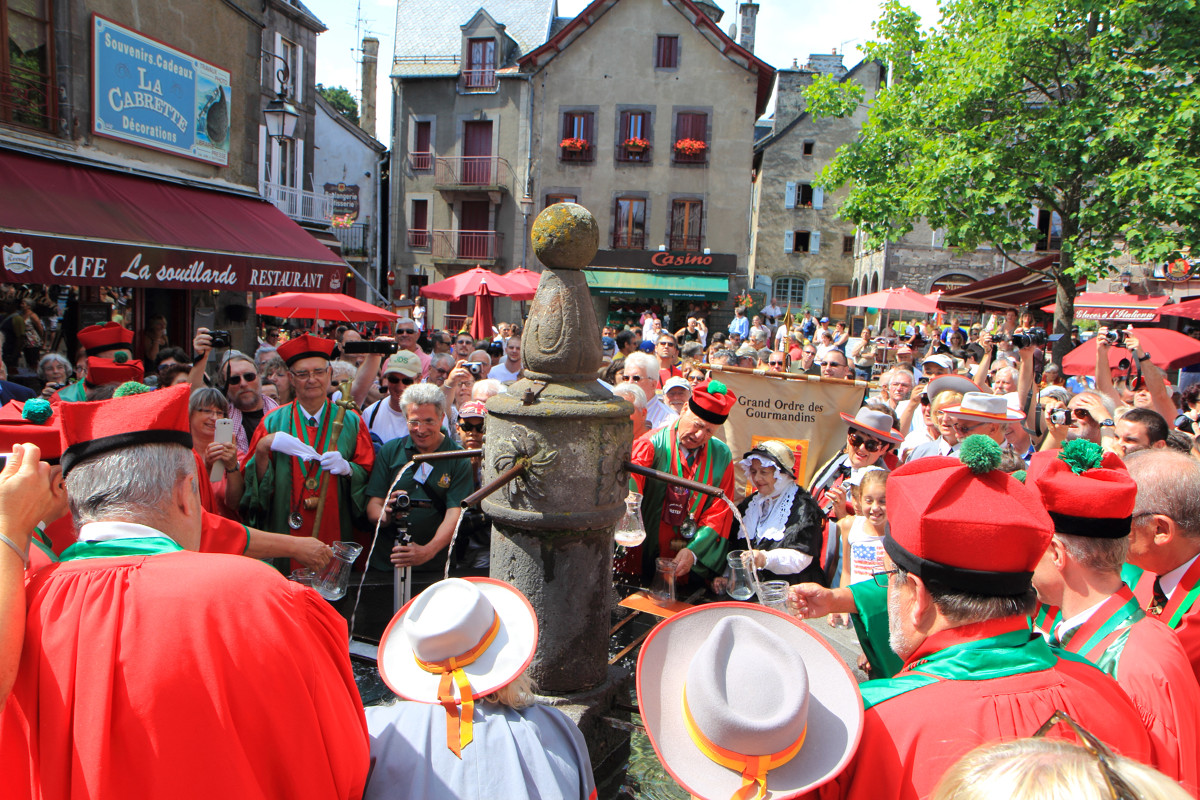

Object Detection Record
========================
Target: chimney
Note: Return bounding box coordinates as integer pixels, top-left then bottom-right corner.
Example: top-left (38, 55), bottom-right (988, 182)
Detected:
top-left (360, 37), bottom-right (379, 137)
top-left (774, 66), bottom-right (815, 129)
top-left (739, 2), bottom-right (759, 53)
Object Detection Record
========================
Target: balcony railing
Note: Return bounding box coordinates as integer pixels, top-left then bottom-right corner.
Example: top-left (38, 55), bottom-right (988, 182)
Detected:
top-left (612, 231), bottom-right (646, 250)
top-left (432, 229), bottom-right (503, 261)
top-left (408, 229), bottom-right (431, 251)
top-left (0, 66), bottom-right (54, 132)
top-left (433, 156), bottom-right (512, 190)
top-left (260, 181), bottom-right (333, 224)
top-left (560, 144), bottom-right (594, 163)
top-left (673, 149), bottom-right (708, 165)
top-left (668, 234), bottom-right (702, 252)
top-left (333, 222), bottom-right (369, 256)
top-left (458, 69), bottom-right (498, 93)
top-left (408, 151), bottom-right (433, 172)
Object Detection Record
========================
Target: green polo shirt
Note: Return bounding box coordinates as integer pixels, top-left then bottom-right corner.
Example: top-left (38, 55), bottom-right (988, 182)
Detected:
top-left (365, 434), bottom-right (473, 571)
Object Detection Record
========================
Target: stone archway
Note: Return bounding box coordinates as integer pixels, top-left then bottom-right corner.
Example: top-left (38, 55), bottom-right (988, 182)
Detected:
top-left (927, 271), bottom-right (979, 294)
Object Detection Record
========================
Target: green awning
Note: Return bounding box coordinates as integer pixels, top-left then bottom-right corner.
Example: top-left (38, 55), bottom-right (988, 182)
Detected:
top-left (583, 270), bottom-right (730, 301)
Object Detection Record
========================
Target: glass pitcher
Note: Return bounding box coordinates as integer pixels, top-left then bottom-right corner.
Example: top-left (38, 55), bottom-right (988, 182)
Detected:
top-left (725, 551), bottom-right (755, 601)
top-left (315, 541), bottom-right (363, 601)
top-left (613, 491), bottom-right (647, 549)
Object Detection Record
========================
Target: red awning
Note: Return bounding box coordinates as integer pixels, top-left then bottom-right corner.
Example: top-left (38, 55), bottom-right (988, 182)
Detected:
top-left (0, 150), bottom-right (346, 292)
top-left (1040, 292), bottom-right (1168, 322)
top-left (939, 257), bottom-right (1082, 311)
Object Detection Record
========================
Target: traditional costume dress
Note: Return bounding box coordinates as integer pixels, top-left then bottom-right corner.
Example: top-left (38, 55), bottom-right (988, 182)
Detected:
top-left (1025, 443), bottom-right (1200, 790)
top-left (1124, 558), bottom-right (1200, 685)
top-left (624, 381), bottom-right (737, 584)
top-left (819, 441), bottom-right (1152, 800)
top-left (729, 443), bottom-right (827, 586)
top-left (241, 335), bottom-right (374, 549)
top-left (0, 384), bottom-right (370, 800)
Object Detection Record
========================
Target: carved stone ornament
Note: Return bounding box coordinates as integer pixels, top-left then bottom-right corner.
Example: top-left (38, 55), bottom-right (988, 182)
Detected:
top-left (492, 425), bottom-right (558, 504)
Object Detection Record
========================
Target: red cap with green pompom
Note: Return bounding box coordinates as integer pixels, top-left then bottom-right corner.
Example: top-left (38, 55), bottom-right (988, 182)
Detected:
top-left (687, 380), bottom-right (737, 425)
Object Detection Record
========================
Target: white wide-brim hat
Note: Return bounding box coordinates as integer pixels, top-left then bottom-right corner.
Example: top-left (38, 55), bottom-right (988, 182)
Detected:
top-left (378, 577), bottom-right (538, 703)
top-left (839, 407), bottom-right (903, 445)
top-left (942, 390), bottom-right (1025, 423)
top-left (637, 603), bottom-right (863, 799)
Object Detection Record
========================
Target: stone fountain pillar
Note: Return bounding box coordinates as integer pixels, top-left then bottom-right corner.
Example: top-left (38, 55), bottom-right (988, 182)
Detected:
top-left (483, 204), bottom-right (633, 773)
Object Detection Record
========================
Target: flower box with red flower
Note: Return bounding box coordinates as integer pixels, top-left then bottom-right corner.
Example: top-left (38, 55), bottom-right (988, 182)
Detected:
top-left (560, 137), bottom-right (589, 152)
top-left (623, 137), bottom-right (650, 153)
top-left (673, 138), bottom-right (708, 156)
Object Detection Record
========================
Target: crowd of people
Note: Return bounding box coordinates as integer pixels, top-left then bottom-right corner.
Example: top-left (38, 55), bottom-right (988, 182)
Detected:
top-left (2, 297), bottom-right (1200, 800)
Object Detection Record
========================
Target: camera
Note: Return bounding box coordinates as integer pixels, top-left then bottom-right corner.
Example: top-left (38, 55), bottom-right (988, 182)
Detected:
top-left (1049, 408), bottom-right (1068, 425)
top-left (464, 361), bottom-right (484, 377)
top-left (1105, 329), bottom-right (1128, 347)
top-left (208, 330), bottom-right (231, 349)
top-left (995, 329), bottom-right (1047, 349)
top-left (387, 492), bottom-right (412, 515)
top-left (342, 340), bottom-right (398, 356)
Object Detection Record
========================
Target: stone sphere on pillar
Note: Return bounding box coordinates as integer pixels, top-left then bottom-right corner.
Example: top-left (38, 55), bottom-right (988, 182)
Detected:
top-left (531, 202), bottom-right (599, 270)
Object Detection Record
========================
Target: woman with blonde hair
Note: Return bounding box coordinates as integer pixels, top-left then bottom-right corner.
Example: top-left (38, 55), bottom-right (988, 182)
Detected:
top-left (934, 733), bottom-right (1191, 800)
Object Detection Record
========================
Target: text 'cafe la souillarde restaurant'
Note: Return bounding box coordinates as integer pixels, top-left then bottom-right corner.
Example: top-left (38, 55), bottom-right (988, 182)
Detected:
top-left (582, 247), bottom-right (736, 330)
top-left (0, 149), bottom-right (350, 366)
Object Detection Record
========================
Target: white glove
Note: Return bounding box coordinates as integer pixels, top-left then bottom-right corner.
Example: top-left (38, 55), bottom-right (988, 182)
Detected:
top-left (319, 451), bottom-right (353, 476)
top-left (269, 431), bottom-right (320, 461)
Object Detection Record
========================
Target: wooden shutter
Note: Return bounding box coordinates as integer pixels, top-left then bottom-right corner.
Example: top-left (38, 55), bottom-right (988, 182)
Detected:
top-left (809, 230), bottom-right (821, 253)
top-left (584, 112), bottom-right (594, 144)
top-left (784, 231), bottom-right (794, 253)
top-left (619, 111), bottom-right (631, 141)
top-left (812, 187), bottom-right (824, 209)
top-left (785, 181), bottom-right (796, 209)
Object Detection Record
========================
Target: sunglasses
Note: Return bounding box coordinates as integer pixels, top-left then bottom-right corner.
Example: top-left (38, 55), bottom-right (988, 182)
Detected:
top-left (623, 374), bottom-right (647, 382)
top-left (458, 420), bottom-right (485, 432)
top-left (226, 371), bottom-right (257, 385)
top-left (848, 432), bottom-right (886, 452)
top-left (1034, 711), bottom-right (1138, 800)
top-left (397, 328), bottom-right (417, 335)
top-left (386, 374), bottom-right (416, 385)
top-left (768, 361), bottom-right (786, 367)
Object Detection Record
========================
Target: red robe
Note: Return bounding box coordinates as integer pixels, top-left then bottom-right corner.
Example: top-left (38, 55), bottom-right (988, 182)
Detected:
top-left (1126, 562), bottom-right (1200, 685)
top-left (1056, 586), bottom-right (1200, 792)
top-left (812, 617), bottom-right (1152, 800)
top-left (1, 547), bottom-right (369, 799)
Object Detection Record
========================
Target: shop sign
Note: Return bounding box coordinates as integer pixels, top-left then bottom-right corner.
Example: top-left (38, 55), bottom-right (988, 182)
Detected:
top-left (323, 183), bottom-right (360, 224)
top-left (0, 234), bottom-right (340, 292)
top-left (590, 248), bottom-right (736, 274)
top-left (1073, 306), bottom-right (1160, 322)
top-left (92, 15), bottom-right (232, 166)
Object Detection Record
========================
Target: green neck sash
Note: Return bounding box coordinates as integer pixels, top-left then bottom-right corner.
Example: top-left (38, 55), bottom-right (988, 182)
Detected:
top-left (60, 536), bottom-right (183, 562)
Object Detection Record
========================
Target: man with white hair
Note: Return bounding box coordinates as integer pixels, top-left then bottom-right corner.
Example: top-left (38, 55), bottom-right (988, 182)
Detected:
top-left (365, 383), bottom-right (473, 576)
top-left (622, 351), bottom-right (676, 430)
top-left (612, 382), bottom-right (649, 439)
top-left (0, 385), bottom-right (369, 797)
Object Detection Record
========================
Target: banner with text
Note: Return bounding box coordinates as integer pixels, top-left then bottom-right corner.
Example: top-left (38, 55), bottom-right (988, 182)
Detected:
top-left (716, 370), bottom-right (866, 491)
top-left (93, 15), bottom-right (231, 166)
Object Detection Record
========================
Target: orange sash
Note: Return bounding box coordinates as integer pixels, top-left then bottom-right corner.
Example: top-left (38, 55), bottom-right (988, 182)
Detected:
top-left (681, 686), bottom-right (807, 800)
top-left (413, 614), bottom-right (501, 757)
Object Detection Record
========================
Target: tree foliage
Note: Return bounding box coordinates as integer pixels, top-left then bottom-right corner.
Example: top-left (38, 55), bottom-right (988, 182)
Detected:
top-left (807, 0), bottom-right (1200, 350)
top-left (317, 84), bottom-right (359, 125)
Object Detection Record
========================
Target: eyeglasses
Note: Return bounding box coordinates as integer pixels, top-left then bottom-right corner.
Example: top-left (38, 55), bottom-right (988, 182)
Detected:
top-left (458, 420), bottom-right (485, 432)
top-left (290, 367), bottom-right (330, 381)
top-left (949, 419), bottom-right (988, 435)
top-left (658, 341), bottom-right (677, 348)
top-left (1033, 711), bottom-right (1138, 800)
top-left (195, 408), bottom-right (224, 418)
top-left (623, 374), bottom-right (647, 383)
top-left (226, 371), bottom-right (257, 386)
top-left (397, 328), bottom-right (417, 335)
top-left (386, 374), bottom-right (416, 385)
top-left (848, 432), bottom-right (887, 452)
top-left (456, 339), bottom-right (474, 346)
top-left (823, 361), bottom-right (847, 369)
top-left (768, 360), bottom-right (786, 367)
top-left (871, 568), bottom-right (901, 587)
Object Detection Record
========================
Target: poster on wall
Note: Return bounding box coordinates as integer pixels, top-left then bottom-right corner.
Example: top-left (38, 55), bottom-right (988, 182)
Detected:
top-left (324, 183), bottom-right (360, 226)
top-left (92, 15), bottom-right (231, 166)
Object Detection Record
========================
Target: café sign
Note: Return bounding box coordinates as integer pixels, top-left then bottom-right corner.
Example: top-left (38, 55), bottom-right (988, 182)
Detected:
top-left (0, 234), bottom-right (341, 292)
top-left (92, 15), bottom-right (232, 166)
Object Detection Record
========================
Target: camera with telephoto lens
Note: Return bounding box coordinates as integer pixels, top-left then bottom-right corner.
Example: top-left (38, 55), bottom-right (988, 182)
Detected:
top-left (994, 329), bottom-right (1047, 349)
top-left (1105, 329), bottom-right (1128, 347)
top-left (342, 340), bottom-right (398, 356)
top-left (208, 330), bottom-right (231, 349)
top-left (1049, 408), bottom-right (1068, 425)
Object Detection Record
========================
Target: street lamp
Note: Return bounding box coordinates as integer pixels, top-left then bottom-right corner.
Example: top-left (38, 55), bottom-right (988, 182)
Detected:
top-left (519, 195), bottom-right (535, 271)
top-left (261, 51), bottom-right (298, 141)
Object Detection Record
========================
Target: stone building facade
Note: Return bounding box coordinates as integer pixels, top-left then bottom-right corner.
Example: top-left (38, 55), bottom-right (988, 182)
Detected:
top-left (388, 0), bottom-right (556, 329)
top-left (749, 55), bottom-right (882, 319)
top-left (517, 0), bottom-right (773, 329)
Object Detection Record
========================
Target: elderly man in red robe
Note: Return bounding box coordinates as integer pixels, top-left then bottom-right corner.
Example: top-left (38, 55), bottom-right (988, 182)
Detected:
top-left (0, 384), bottom-right (369, 799)
top-left (1028, 441), bottom-right (1200, 792)
top-left (790, 436), bottom-right (1151, 800)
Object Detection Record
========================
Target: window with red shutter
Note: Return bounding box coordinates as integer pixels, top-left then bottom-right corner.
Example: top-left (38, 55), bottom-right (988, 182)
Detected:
top-left (408, 199), bottom-right (430, 250)
top-left (673, 112), bottom-right (708, 164)
top-left (618, 111), bottom-right (651, 162)
top-left (670, 199), bottom-right (703, 251)
top-left (560, 111), bottom-right (594, 162)
top-left (656, 36), bottom-right (679, 69)
top-left (411, 121), bottom-right (432, 171)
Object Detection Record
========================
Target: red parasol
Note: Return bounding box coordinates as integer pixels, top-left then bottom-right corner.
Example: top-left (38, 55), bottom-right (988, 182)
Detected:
top-left (833, 286), bottom-right (940, 314)
top-left (505, 266), bottom-right (542, 296)
top-left (1158, 298), bottom-right (1200, 321)
top-left (470, 285), bottom-right (496, 343)
top-left (419, 266), bottom-right (536, 302)
top-left (256, 292), bottom-right (398, 323)
top-left (1060, 327), bottom-right (1200, 375)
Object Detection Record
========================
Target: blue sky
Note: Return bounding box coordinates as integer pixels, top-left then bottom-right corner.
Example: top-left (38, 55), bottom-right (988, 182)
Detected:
top-left (303, 0), bottom-right (941, 142)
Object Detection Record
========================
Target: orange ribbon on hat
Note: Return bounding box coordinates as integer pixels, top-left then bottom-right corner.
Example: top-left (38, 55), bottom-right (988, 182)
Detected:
top-left (413, 613), bottom-right (501, 758)
top-left (681, 686), bottom-right (807, 800)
